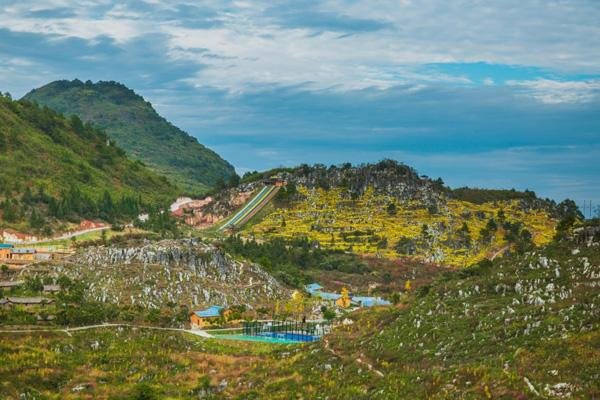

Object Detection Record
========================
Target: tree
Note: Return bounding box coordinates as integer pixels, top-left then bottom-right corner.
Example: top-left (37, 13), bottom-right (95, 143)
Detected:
top-left (29, 208), bottom-right (44, 230)
top-left (386, 202), bottom-right (397, 216)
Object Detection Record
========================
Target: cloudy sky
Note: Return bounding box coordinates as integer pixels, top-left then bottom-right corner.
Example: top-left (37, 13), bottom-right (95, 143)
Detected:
top-left (1, 1), bottom-right (599, 208)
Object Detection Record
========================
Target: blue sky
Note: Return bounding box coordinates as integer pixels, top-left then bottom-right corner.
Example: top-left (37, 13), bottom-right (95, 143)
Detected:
top-left (1, 0), bottom-right (599, 209)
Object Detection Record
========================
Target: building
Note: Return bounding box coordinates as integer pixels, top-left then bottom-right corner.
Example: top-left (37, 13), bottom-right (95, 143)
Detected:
top-left (1, 229), bottom-right (38, 244)
top-left (351, 296), bottom-right (391, 307)
top-left (305, 283), bottom-right (341, 301)
top-left (190, 305), bottom-right (226, 328)
top-left (0, 244), bottom-right (13, 260)
top-left (10, 248), bottom-right (36, 261)
top-left (306, 282), bottom-right (391, 309)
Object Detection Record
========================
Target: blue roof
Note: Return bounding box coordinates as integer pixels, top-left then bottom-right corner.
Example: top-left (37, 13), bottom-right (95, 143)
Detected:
top-left (0, 244), bottom-right (14, 249)
top-left (314, 291), bottom-right (341, 301)
top-left (305, 283), bottom-right (323, 293)
top-left (11, 248), bottom-right (35, 254)
top-left (194, 305), bottom-right (224, 318)
top-left (351, 296), bottom-right (391, 307)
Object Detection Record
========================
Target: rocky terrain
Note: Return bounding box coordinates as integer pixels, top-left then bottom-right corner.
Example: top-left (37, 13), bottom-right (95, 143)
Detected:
top-left (38, 239), bottom-right (289, 310)
top-left (239, 226), bottom-right (600, 399)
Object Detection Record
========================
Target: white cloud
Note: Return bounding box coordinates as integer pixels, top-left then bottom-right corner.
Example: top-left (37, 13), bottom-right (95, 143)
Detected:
top-left (508, 79), bottom-right (600, 104)
top-left (0, 1), bottom-right (598, 92)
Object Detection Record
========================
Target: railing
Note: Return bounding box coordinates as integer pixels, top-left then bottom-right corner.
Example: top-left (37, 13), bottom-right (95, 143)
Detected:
top-left (242, 320), bottom-right (332, 342)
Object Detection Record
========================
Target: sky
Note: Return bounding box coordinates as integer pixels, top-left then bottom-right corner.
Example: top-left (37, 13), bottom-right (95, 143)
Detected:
top-left (0, 0), bottom-right (599, 210)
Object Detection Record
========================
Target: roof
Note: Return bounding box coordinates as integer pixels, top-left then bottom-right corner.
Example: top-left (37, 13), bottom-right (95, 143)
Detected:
top-left (194, 305), bottom-right (224, 318)
top-left (351, 296), bottom-right (391, 307)
top-left (0, 243), bottom-right (14, 249)
top-left (305, 283), bottom-right (323, 293)
top-left (43, 285), bottom-right (61, 292)
top-left (314, 291), bottom-right (341, 301)
top-left (11, 248), bottom-right (36, 254)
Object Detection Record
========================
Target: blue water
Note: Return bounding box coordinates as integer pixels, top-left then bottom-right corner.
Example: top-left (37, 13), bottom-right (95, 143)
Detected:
top-left (217, 333), bottom-right (319, 344)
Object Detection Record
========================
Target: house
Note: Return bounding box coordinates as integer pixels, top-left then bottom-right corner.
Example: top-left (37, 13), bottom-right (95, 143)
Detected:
top-left (190, 305), bottom-right (226, 328)
top-left (0, 243), bottom-right (14, 259)
top-left (305, 283), bottom-right (341, 301)
top-left (305, 283), bottom-right (323, 294)
top-left (10, 248), bottom-right (36, 261)
top-left (1, 229), bottom-right (38, 244)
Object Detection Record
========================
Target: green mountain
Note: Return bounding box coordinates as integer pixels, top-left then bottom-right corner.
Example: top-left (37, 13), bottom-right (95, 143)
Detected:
top-left (23, 79), bottom-right (236, 194)
top-left (0, 93), bottom-right (177, 230)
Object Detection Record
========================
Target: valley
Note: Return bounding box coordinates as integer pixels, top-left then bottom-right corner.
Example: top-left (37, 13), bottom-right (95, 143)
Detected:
top-left (1, 84), bottom-right (598, 399)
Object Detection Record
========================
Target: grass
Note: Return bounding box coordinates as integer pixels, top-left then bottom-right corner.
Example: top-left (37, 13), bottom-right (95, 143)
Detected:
top-left (0, 327), bottom-right (282, 399)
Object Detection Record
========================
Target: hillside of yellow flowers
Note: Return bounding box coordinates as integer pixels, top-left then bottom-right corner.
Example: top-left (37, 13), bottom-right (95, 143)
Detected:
top-left (245, 185), bottom-right (556, 267)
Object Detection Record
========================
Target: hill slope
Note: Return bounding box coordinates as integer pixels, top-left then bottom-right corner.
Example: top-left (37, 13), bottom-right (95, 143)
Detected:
top-left (0, 94), bottom-right (177, 229)
top-left (243, 231), bottom-right (600, 399)
top-left (23, 79), bottom-right (236, 194)
top-left (216, 161), bottom-right (560, 266)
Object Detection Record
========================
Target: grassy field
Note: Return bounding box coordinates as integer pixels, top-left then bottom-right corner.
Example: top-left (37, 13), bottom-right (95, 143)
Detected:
top-left (0, 327), bottom-right (287, 399)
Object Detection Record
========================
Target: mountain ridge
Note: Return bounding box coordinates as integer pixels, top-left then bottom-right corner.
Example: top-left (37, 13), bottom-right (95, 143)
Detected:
top-left (23, 79), bottom-right (236, 194)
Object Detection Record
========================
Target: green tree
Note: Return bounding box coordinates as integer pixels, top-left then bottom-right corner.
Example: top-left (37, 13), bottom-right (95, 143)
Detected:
top-left (386, 202), bottom-right (397, 216)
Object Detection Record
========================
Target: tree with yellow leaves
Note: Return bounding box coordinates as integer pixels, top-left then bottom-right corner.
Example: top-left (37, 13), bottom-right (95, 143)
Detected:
top-left (404, 279), bottom-right (412, 291)
top-left (336, 287), bottom-right (351, 308)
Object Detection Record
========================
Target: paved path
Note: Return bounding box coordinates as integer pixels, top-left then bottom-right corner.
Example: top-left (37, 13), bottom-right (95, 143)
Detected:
top-left (0, 323), bottom-right (213, 338)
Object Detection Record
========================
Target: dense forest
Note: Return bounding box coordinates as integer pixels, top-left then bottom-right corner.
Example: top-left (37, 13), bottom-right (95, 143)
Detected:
top-left (0, 92), bottom-right (178, 233)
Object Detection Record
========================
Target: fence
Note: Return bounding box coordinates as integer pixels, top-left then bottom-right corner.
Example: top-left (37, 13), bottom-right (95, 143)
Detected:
top-left (242, 320), bottom-right (332, 342)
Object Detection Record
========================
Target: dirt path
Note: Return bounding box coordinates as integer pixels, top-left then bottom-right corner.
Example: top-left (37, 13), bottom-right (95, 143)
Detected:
top-left (322, 334), bottom-right (384, 377)
top-left (490, 245), bottom-right (511, 260)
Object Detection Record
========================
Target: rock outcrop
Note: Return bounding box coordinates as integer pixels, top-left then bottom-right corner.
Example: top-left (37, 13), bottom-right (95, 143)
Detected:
top-left (47, 239), bottom-right (289, 309)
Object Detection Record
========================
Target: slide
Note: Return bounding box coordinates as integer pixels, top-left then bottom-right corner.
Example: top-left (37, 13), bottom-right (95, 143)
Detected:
top-left (219, 185), bottom-right (281, 231)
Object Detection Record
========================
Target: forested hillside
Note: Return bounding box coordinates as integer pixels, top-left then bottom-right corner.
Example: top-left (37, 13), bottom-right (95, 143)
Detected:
top-left (24, 80), bottom-right (236, 194)
top-left (0, 93), bottom-right (177, 234)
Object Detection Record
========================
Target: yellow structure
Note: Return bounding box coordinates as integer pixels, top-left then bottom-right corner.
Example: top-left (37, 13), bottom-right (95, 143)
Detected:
top-left (336, 287), bottom-right (351, 308)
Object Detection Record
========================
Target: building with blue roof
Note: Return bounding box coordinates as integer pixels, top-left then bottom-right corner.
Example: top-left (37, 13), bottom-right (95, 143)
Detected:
top-left (305, 283), bottom-right (323, 294)
top-left (305, 282), bottom-right (391, 308)
top-left (351, 296), bottom-right (392, 307)
top-left (190, 305), bottom-right (225, 328)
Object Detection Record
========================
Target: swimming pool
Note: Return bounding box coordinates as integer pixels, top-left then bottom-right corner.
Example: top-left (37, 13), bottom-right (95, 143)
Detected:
top-left (217, 333), bottom-right (319, 344)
